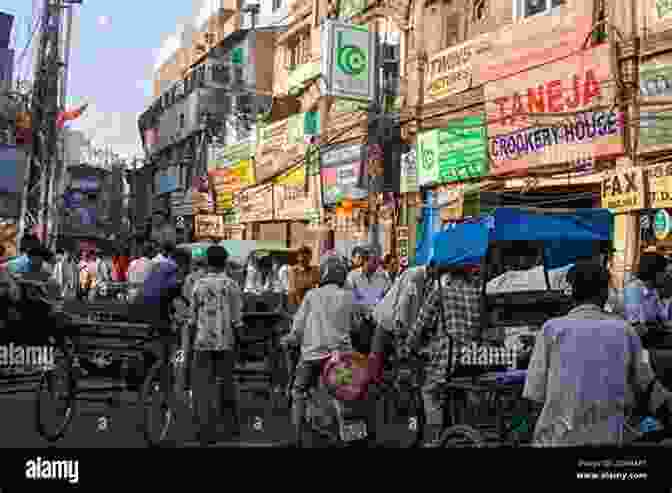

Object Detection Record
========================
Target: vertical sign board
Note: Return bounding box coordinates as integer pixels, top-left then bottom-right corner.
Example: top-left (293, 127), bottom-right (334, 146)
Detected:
top-left (321, 20), bottom-right (377, 102)
top-left (600, 167), bottom-right (645, 213)
top-left (320, 143), bottom-right (368, 207)
top-left (646, 161), bottom-right (672, 209)
top-left (640, 62), bottom-right (672, 152)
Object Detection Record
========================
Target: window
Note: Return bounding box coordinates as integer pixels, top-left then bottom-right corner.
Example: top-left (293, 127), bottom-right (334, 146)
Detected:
top-left (179, 114), bottom-right (185, 130)
top-left (273, 0), bottom-right (282, 11)
top-left (516, 0), bottom-right (564, 19)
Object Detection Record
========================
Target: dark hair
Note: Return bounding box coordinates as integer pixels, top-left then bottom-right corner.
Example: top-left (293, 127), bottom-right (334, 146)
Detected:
top-left (568, 259), bottom-right (610, 304)
top-left (0, 244), bottom-right (5, 256)
top-left (638, 253), bottom-right (666, 282)
top-left (172, 248), bottom-right (191, 268)
top-left (383, 254), bottom-right (394, 265)
top-left (207, 246), bottom-right (229, 269)
top-left (20, 234), bottom-right (40, 253)
top-left (56, 248), bottom-right (65, 255)
top-left (298, 246), bottom-right (312, 257)
top-left (352, 246), bottom-right (366, 258)
top-left (142, 243), bottom-right (155, 258)
top-left (161, 241), bottom-right (175, 256)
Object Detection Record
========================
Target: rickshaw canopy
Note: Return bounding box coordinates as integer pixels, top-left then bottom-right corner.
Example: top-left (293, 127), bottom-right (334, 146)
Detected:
top-left (430, 207), bottom-right (614, 270)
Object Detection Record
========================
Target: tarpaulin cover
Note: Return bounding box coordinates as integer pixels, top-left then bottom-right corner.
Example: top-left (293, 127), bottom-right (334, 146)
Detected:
top-left (430, 208), bottom-right (613, 270)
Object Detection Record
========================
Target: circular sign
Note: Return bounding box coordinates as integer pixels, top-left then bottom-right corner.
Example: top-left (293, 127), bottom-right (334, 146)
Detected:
top-left (655, 210), bottom-right (672, 240)
top-left (337, 44), bottom-right (367, 77)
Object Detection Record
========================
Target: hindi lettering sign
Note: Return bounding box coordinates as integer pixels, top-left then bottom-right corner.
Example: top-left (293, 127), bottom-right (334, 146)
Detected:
top-left (195, 214), bottom-right (225, 239)
top-left (237, 183), bottom-right (274, 222)
top-left (320, 143), bottom-right (367, 207)
top-left (640, 62), bottom-right (672, 152)
top-left (646, 161), bottom-right (672, 209)
top-left (208, 160), bottom-right (254, 213)
top-left (485, 44), bottom-right (623, 176)
top-left (601, 167), bottom-right (645, 213)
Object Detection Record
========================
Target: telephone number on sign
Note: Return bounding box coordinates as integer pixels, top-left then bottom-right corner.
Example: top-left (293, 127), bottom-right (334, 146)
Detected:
top-left (603, 197), bottom-right (638, 208)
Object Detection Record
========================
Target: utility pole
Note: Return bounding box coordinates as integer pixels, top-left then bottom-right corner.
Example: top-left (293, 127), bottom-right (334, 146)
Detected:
top-left (18, 0), bottom-right (63, 249)
top-left (48, 2), bottom-right (74, 249)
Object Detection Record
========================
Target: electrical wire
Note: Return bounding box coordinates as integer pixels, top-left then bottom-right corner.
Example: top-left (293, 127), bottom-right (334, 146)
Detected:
top-left (14, 10), bottom-right (43, 86)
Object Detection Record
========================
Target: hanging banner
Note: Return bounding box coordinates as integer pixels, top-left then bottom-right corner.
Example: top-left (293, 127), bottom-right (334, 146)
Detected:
top-left (194, 214), bottom-right (225, 239)
top-left (320, 143), bottom-right (367, 207)
top-left (237, 183), bottom-right (274, 222)
top-left (274, 166), bottom-right (320, 221)
top-left (208, 160), bottom-right (255, 213)
top-left (646, 161), bottom-right (672, 209)
top-left (601, 166), bottom-right (645, 213)
top-left (485, 44), bottom-right (623, 176)
top-left (416, 115), bottom-right (488, 186)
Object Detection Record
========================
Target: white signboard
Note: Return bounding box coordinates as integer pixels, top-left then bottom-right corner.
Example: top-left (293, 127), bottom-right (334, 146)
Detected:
top-left (321, 20), bottom-right (376, 102)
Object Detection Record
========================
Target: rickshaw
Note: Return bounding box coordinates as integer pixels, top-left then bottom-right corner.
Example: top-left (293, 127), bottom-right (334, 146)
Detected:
top-left (410, 207), bottom-right (614, 447)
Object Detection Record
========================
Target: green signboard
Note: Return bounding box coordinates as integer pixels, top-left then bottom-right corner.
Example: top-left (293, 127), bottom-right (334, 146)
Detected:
top-left (640, 63), bottom-right (672, 148)
top-left (287, 112), bottom-right (320, 146)
top-left (338, 0), bottom-right (367, 19)
top-left (416, 115), bottom-right (488, 187)
top-left (657, 0), bottom-right (672, 19)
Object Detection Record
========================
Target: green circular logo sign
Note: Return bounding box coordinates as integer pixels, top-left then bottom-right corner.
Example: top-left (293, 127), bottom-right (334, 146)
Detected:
top-left (655, 210), bottom-right (671, 240)
top-left (336, 31), bottom-right (367, 77)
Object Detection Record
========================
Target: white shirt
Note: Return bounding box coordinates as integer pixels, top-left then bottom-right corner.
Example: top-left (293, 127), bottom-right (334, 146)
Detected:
top-left (127, 257), bottom-right (152, 301)
top-left (290, 284), bottom-right (362, 360)
top-left (345, 269), bottom-right (391, 308)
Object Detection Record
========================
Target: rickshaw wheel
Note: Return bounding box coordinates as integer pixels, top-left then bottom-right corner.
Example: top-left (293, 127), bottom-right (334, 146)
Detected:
top-left (35, 356), bottom-right (77, 442)
top-left (141, 360), bottom-right (176, 448)
top-left (439, 424), bottom-right (486, 448)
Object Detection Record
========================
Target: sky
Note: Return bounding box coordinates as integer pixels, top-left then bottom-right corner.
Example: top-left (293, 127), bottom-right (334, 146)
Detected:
top-left (2, 1), bottom-right (210, 160)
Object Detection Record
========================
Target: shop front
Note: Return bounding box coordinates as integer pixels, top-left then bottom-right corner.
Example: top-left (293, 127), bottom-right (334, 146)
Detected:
top-left (236, 183), bottom-right (274, 240)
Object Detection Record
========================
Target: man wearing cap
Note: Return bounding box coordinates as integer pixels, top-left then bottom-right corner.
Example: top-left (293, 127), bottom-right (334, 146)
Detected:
top-left (524, 259), bottom-right (672, 446)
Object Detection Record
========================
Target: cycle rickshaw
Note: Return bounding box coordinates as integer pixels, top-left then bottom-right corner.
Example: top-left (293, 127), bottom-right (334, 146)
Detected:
top-left (411, 207), bottom-right (614, 447)
top-left (35, 293), bottom-right (180, 447)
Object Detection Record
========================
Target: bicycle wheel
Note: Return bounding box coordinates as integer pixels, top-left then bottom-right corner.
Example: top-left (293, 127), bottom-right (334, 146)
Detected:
top-left (140, 359), bottom-right (176, 447)
top-left (378, 377), bottom-right (426, 448)
top-left (35, 355), bottom-right (77, 442)
top-left (440, 424), bottom-right (486, 448)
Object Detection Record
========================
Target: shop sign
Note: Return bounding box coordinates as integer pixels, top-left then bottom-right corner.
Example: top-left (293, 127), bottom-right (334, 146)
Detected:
top-left (236, 183), bottom-right (274, 222)
top-left (321, 20), bottom-right (376, 102)
top-left (416, 115), bottom-right (488, 186)
top-left (601, 167), bottom-right (645, 213)
top-left (400, 149), bottom-right (418, 193)
top-left (208, 160), bottom-right (255, 212)
top-left (286, 112), bottom-right (320, 150)
top-left (208, 142), bottom-right (254, 169)
top-left (274, 166), bottom-right (319, 221)
top-left (655, 0), bottom-right (672, 22)
top-left (338, 0), bottom-right (366, 19)
top-left (398, 226), bottom-right (409, 268)
top-left (655, 209), bottom-right (672, 240)
top-left (320, 143), bottom-right (367, 207)
top-left (194, 214), bottom-right (225, 239)
top-left (288, 61), bottom-right (321, 95)
top-left (640, 62), bottom-right (672, 151)
top-left (486, 44), bottom-right (623, 176)
top-left (646, 161), bottom-right (672, 209)
top-left (425, 34), bottom-right (492, 102)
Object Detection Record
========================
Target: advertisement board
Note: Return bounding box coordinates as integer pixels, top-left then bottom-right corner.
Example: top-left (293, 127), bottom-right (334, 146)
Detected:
top-left (400, 150), bottom-right (418, 193)
top-left (640, 62), bottom-right (672, 152)
top-left (237, 183), bottom-right (274, 222)
top-left (321, 20), bottom-right (377, 102)
top-left (646, 162), bottom-right (672, 209)
top-left (209, 160), bottom-right (255, 213)
top-left (274, 166), bottom-right (320, 221)
top-left (194, 214), bottom-right (225, 239)
top-left (485, 44), bottom-right (623, 176)
top-left (320, 143), bottom-right (367, 207)
top-left (601, 167), bottom-right (645, 213)
top-left (416, 115), bottom-right (488, 186)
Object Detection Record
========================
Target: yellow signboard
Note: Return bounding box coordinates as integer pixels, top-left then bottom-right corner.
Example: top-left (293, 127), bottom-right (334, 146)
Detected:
top-left (275, 166), bottom-right (305, 186)
top-left (646, 162), bottom-right (672, 209)
top-left (208, 160), bottom-right (255, 212)
top-left (601, 167), bottom-right (645, 213)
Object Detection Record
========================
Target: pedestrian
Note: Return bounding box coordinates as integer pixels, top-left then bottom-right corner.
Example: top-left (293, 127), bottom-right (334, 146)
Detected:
top-left (350, 246), bottom-right (366, 272)
top-left (345, 246), bottom-right (391, 310)
top-left (52, 249), bottom-right (77, 298)
top-left (524, 259), bottom-right (672, 446)
top-left (623, 253), bottom-right (672, 343)
top-left (189, 246), bottom-right (243, 445)
top-left (287, 246), bottom-right (319, 312)
top-left (127, 242), bottom-right (156, 303)
top-left (111, 247), bottom-right (131, 282)
top-left (399, 263), bottom-right (481, 445)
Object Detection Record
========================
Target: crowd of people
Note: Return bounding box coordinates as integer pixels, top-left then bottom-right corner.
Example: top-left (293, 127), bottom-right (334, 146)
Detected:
top-left (5, 232), bottom-right (672, 448)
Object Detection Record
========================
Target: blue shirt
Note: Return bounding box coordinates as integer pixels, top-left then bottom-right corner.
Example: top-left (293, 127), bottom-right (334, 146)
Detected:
top-left (7, 255), bottom-right (31, 274)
